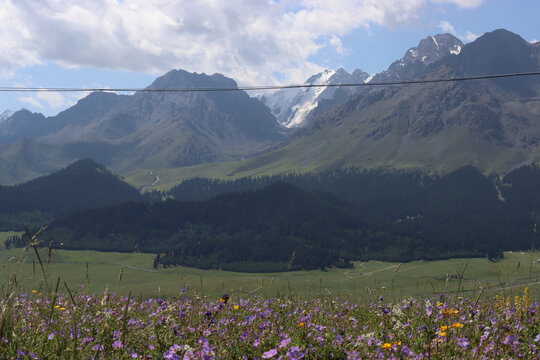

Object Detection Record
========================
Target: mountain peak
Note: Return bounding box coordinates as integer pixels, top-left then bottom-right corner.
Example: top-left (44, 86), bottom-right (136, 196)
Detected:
top-left (374, 33), bottom-right (463, 82)
top-left (147, 69), bottom-right (238, 90)
top-left (66, 158), bottom-right (107, 172)
top-left (409, 33), bottom-right (463, 63)
top-left (438, 28), bottom-right (539, 94)
top-left (0, 110), bottom-right (14, 122)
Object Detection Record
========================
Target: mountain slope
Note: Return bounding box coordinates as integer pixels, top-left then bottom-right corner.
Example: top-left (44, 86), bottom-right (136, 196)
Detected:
top-left (216, 29), bottom-right (540, 176)
top-left (0, 70), bottom-right (286, 184)
top-left (0, 110), bottom-right (14, 123)
top-left (0, 158), bottom-right (141, 230)
top-left (259, 33), bottom-right (463, 130)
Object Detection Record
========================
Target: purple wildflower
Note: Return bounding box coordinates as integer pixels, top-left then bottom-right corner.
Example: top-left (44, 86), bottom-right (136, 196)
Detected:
top-left (262, 348), bottom-right (278, 358)
top-left (457, 337), bottom-right (470, 350)
top-left (279, 337), bottom-right (291, 349)
top-left (286, 346), bottom-right (305, 359)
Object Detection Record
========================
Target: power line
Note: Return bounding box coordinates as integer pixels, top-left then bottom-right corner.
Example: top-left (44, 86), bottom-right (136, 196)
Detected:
top-left (0, 71), bottom-right (539, 93)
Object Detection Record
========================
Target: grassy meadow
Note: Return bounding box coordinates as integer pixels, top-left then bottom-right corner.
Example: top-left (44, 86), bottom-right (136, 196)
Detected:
top-left (1, 245), bottom-right (539, 359)
top-left (1, 232), bottom-right (539, 359)
top-left (1, 244), bottom-right (538, 301)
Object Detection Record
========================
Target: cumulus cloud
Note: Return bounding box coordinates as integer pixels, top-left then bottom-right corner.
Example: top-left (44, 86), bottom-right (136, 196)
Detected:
top-left (438, 20), bottom-right (478, 43)
top-left (329, 35), bottom-right (347, 55)
top-left (462, 30), bottom-right (479, 42)
top-left (1, 0), bottom-right (483, 85)
top-left (438, 20), bottom-right (457, 34)
top-left (18, 96), bottom-right (43, 108)
top-left (37, 91), bottom-right (65, 109)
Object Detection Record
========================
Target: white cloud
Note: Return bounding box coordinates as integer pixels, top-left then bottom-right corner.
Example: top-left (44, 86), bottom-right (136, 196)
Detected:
top-left (330, 35), bottom-right (347, 55)
top-left (0, 0), bottom-right (483, 85)
top-left (438, 20), bottom-right (456, 34)
top-left (37, 91), bottom-right (65, 109)
top-left (438, 20), bottom-right (478, 43)
top-left (462, 30), bottom-right (479, 42)
top-left (18, 96), bottom-right (43, 109)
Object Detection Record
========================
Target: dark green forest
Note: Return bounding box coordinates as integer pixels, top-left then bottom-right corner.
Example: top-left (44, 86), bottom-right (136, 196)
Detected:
top-left (4, 160), bottom-right (540, 272)
top-left (0, 159), bottom-right (141, 230)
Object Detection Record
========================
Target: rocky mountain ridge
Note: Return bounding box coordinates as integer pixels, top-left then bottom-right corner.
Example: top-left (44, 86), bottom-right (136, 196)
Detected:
top-left (0, 70), bottom-right (286, 184)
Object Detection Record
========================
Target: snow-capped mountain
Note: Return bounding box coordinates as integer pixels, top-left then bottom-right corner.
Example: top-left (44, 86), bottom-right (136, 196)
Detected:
top-left (0, 110), bottom-right (14, 123)
top-left (261, 68), bottom-right (369, 128)
top-left (374, 33), bottom-right (463, 82)
top-left (261, 33), bottom-right (462, 129)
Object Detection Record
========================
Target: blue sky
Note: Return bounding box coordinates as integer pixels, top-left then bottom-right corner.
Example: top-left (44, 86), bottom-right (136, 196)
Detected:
top-left (0, 0), bottom-right (538, 116)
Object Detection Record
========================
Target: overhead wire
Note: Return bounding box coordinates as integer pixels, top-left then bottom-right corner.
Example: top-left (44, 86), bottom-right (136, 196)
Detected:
top-left (0, 71), bottom-right (538, 93)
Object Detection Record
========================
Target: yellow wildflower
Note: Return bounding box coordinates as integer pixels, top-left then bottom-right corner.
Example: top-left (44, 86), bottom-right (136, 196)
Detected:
top-left (382, 343), bottom-right (392, 350)
top-left (452, 323), bottom-right (463, 328)
top-left (298, 322), bottom-right (305, 327)
top-left (233, 305), bottom-right (239, 310)
top-left (440, 325), bottom-right (448, 331)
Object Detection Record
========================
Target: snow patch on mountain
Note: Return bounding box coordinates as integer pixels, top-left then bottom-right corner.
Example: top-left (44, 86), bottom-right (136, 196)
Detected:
top-left (0, 110), bottom-right (14, 123)
top-left (261, 68), bottom-right (368, 128)
top-left (431, 36), bottom-right (439, 51)
top-left (450, 44), bottom-right (462, 55)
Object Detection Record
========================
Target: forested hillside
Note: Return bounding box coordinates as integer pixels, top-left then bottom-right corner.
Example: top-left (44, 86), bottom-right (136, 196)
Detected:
top-left (4, 159), bottom-right (539, 272)
top-left (0, 159), bottom-right (141, 230)
top-left (38, 165), bottom-right (540, 271)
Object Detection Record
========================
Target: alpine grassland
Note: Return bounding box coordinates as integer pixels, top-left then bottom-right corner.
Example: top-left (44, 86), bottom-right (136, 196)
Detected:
top-left (0, 230), bottom-right (539, 359)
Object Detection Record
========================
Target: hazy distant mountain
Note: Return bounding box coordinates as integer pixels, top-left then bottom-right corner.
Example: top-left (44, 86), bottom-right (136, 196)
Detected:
top-left (0, 110), bottom-right (14, 123)
top-left (221, 29), bottom-right (540, 176)
top-left (260, 68), bottom-right (370, 128)
top-left (0, 70), bottom-right (286, 184)
top-left (0, 109), bottom-right (47, 143)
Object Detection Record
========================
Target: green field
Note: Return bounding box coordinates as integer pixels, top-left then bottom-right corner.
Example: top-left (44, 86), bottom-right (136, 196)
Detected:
top-left (1, 247), bottom-right (538, 301)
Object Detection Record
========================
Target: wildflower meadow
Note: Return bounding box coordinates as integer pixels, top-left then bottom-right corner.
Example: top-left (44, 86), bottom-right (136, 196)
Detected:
top-left (0, 234), bottom-right (538, 359)
top-left (0, 287), bottom-right (538, 359)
